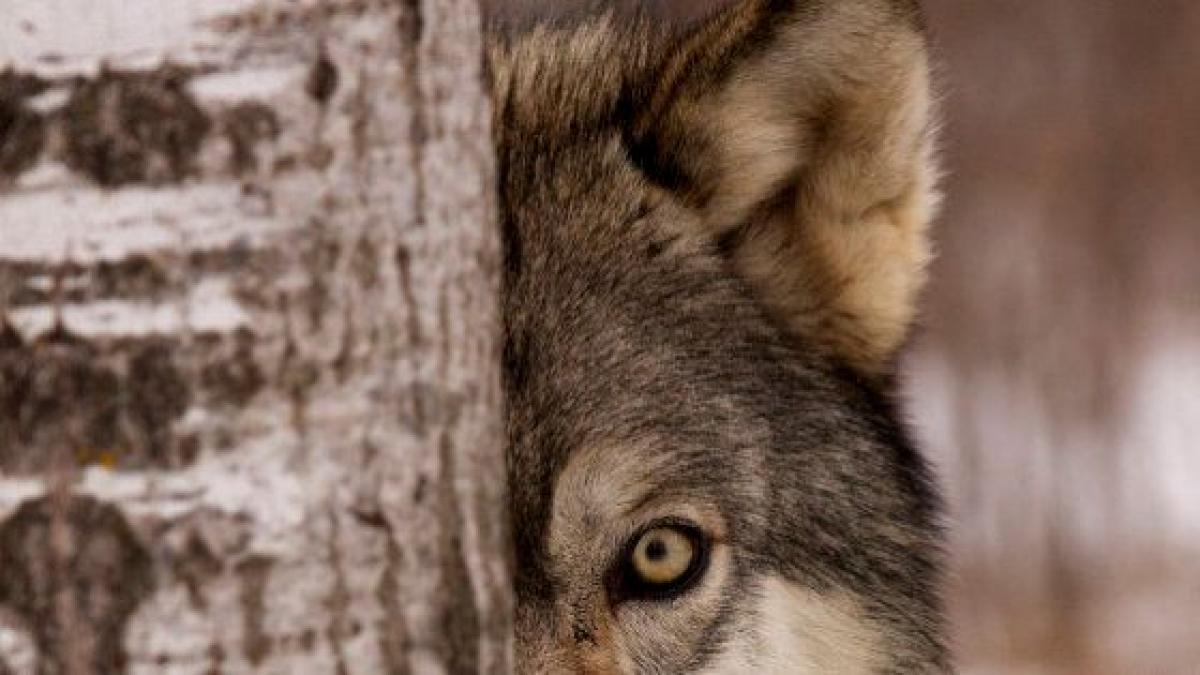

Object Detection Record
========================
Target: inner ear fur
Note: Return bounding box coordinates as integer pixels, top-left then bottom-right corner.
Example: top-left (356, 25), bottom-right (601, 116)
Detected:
top-left (628, 0), bottom-right (938, 377)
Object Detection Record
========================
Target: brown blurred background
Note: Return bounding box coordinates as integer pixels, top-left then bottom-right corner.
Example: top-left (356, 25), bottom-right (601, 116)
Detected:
top-left (486, 1), bottom-right (1200, 672)
top-left (913, 2), bottom-right (1200, 673)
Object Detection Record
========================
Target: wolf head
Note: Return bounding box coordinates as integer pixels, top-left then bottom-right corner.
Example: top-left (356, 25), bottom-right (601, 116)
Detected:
top-left (491, 0), bottom-right (944, 672)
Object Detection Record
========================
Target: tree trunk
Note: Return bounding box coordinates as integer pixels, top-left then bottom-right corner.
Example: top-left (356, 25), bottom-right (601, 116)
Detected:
top-left (0, 0), bottom-right (509, 673)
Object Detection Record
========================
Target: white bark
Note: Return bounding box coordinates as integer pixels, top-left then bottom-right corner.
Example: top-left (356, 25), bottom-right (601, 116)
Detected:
top-left (0, 1), bottom-right (509, 673)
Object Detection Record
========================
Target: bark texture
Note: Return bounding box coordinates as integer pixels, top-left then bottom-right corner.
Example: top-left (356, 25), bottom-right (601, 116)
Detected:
top-left (0, 0), bottom-right (510, 673)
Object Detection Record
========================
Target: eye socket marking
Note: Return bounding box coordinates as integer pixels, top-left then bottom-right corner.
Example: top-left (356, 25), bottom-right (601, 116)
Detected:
top-left (614, 522), bottom-right (709, 601)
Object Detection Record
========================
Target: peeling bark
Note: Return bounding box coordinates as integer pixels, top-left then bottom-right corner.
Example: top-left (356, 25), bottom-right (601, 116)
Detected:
top-left (0, 1), bottom-right (509, 673)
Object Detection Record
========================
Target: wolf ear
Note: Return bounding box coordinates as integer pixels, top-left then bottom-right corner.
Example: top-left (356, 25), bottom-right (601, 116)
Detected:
top-left (627, 0), bottom-right (937, 377)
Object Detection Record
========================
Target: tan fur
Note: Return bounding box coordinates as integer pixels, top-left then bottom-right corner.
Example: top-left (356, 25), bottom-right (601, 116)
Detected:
top-left (637, 0), bottom-right (938, 375)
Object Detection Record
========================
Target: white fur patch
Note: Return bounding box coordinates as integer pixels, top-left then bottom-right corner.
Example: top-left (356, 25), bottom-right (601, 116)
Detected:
top-left (700, 576), bottom-right (885, 674)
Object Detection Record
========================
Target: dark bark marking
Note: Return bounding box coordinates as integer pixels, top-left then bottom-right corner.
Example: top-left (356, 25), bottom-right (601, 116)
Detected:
top-left (0, 70), bottom-right (46, 183)
top-left (395, 245), bottom-right (423, 347)
top-left (304, 141), bottom-right (335, 170)
top-left (209, 2), bottom-right (373, 37)
top-left (220, 101), bottom-right (279, 176)
top-left (0, 333), bottom-right (194, 474)
top-left (0, 495), bottom-right (155, 675)
top-left (305, 48), bottom-right (340, 105)
top-left (276, 323), bottom-right (319, 438)
top-left (169, 530), bottom-right (224, 612)
top-left (299, 218), bottom-right (342, 332)
top-left (399, 0), bottom-right (424, 47)
top-left (60, 66), bottom-right (211, 187)
top-left (199, 327), bottom-right (264, 408)
top-left (348, 66), bottom-right (372, 162)
top-left (203, 642), bottom-right (225, 675)
top-left (332, 302), bottom-right (357, 383)
top-left (1, 255), bottom-right (172, 309)
top-left (350, 234), bottom-right (380, 290)
top-left (0, 319), bottom-right (23, 350)
top-left (471, 462), bottom-right (513, 675)
top-left (125, 340), bottom-right (192, 458)
top-left (234, 555), bottom-right (275, 666)
top-left (374, 523), bottom-right (410, 675)
top-left (398, 0), bottom-right (428, 227)
top-left (413, 474), bottom-right (428, 504)
top-left (435, 412), bottom-right (481, 675)
top-left (409, 382), bottom-right (430, 439)
top-left (324, 511), bottom-right (352, 675)
top-left (1, 246), bottom-right (279, 320)
top-left (437, 459), bottom-right (481, 673)
top-left (0, 69), bottom-right (50, 100)
top-left (436, 282), bottom-right (452, 380)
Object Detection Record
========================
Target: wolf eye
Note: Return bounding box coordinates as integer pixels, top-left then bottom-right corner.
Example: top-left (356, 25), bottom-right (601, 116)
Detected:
top-left (619, 524), bottom-right (707, 599)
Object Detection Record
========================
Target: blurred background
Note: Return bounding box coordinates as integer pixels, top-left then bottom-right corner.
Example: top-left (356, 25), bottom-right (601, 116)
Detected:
top-left (488, 0), bottom-right (1200, 672)
top-left (911, 2), bottom-right (1200, 672)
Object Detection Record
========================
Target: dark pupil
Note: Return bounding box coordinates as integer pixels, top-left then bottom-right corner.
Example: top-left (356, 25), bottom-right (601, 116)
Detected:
top-left (644, 537), bottom-right (668, 561)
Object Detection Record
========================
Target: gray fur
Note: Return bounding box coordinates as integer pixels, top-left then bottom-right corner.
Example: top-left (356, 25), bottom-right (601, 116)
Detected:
top-left (491, 1), bottom-right (946, 672)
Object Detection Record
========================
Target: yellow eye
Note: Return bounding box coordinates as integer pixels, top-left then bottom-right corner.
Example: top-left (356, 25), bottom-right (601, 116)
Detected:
top-left (630, 526), bottom-right (698, 587)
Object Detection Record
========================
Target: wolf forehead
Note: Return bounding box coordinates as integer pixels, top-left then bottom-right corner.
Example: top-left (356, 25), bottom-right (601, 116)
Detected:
top-left (492, 14), bottom-right (762, 541)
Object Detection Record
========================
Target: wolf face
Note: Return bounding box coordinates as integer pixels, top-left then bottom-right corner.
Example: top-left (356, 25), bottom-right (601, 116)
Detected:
top-left (491, 0), bottom-right (945, 672)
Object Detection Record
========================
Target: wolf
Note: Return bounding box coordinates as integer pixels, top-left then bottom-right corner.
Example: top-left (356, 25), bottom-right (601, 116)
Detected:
top-left (490, 0), bottom-right (945, 671)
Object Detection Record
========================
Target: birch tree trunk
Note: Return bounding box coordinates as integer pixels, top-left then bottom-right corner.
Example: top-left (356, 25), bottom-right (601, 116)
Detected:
top-left (0, 0), bottom-right (509, 673)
